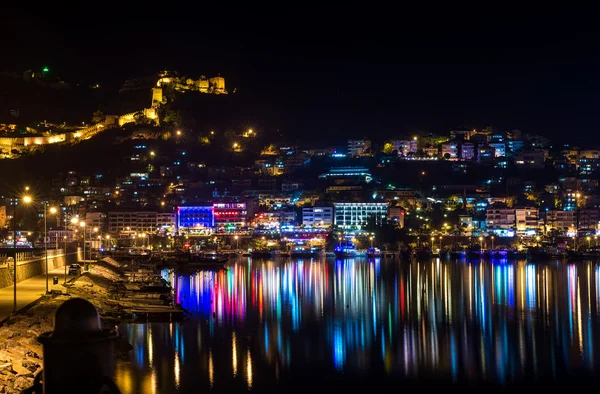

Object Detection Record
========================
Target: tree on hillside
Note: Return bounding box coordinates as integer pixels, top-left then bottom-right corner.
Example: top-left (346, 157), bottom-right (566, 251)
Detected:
top-left (159, 106), bottom-right (178, 124)
top-left (91, 110), bottom-right (105, 124)
top-left (382, 142), bottom-right (395, 154)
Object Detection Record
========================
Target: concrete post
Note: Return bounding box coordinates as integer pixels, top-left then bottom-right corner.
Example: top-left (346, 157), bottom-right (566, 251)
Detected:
top-left (38, 298), bottom-right (120, 393)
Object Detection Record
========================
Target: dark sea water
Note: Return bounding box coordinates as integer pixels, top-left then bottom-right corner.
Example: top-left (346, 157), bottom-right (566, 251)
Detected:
top-left (113, 258), bottom-right (600, 393)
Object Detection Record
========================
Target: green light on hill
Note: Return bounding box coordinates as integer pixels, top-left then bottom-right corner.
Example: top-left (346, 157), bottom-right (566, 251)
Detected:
top-left (42, 66), bottom-right (49, 73)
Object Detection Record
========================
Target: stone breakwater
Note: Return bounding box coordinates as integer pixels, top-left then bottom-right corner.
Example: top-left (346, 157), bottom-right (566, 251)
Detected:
top-left (0, 260), bottom-right (129, 393)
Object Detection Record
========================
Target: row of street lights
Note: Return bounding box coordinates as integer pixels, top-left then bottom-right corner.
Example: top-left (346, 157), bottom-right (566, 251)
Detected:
top-left (12, 189), bottom-right (61, 311)
top-left (69, 218), bottom-right (99, 261)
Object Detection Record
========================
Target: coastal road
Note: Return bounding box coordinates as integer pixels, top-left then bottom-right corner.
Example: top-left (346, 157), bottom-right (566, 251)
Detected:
top-left (0, 267), bottom-right (75, 322)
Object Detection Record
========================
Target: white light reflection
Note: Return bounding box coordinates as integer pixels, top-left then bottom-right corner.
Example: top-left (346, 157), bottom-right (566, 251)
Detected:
top-left (208, 349), bottom-right (214, 388)
top-left (174, 351), bottom-right (180, 388)
top-left (148, 326), bottom-right (153, 367)
top-left (232, 331), bottom-right (238, 377)
top-left (246, 347), bottom-right (253, 389)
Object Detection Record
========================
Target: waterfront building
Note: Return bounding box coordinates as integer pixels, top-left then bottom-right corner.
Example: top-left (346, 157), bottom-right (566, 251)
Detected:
top-left (177, 206), bottom-right (214, 233)
top-left (302, 206), bottom-right (334, 227)
top-left (333, 202), bottom-right (388, 229)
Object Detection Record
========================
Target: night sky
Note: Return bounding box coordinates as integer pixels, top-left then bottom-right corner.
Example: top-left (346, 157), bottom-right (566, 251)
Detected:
top-left (3, 5), bottom-right (600, 143)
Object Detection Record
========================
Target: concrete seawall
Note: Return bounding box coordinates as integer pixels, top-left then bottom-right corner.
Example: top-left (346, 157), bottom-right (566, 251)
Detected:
top-left (0, 248), bottom-right (81, 289)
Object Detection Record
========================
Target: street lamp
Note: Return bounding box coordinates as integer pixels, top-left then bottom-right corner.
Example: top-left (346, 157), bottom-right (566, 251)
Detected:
top-left (63, 236), bottom-right (68, 284)
top-left (535, 235), bottom-right (541, 247)
top-left (370, 236), bottom-right (374, 248)
top-left (587, 236), bottom-right (591, 249)
top-left (491, 235), bottom-right (495, 250)
top-left (439, 236), bottom-right (442, 252)
top-left (11, 191), bottom-right (28, 312)
top-left (478, 236), bottom-right (483, 250)
top-left (79, 221), bottom-right (86, 261)
top-left (430, 236), bottom-right (435, 253)
top-left (43, 204), bottom-right (58, 293)
top-left (234, 235), bottom-right (239, 250)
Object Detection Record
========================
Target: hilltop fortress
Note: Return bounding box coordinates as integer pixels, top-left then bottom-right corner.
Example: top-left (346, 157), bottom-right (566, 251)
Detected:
top-left (0, 71), bottom-right (227, 157)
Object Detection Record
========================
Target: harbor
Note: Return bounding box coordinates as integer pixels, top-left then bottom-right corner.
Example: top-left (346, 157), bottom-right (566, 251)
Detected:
top-left (114, 254), bottom-right (600, 393)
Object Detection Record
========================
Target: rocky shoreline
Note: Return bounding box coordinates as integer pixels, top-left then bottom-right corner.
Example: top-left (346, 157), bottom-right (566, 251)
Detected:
top-left (0, 259), bottom-right (132, 393)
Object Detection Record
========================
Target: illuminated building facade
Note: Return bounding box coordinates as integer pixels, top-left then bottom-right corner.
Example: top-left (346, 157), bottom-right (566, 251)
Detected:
top-left (441, 142), bottom-right (459, 159)
top-left (460, 143), bottom-right (475, 161)
top-left (486, 207), bottom-right (516, 236)
top-left (319, 167), bottom-right (373, 183)
top-left (545, 210), bottom-right (576, 231)
top-left (515, 207), bottom-right (539, 236)
top-left (333, 202), bottom-right (388, 229)
top-left (213, 202), bottom-right (247, 227)
top-left (302, 207), bottom-right (334, 227)
top-left (108, 211), bottom-right (159, 235)
top-left (347, 139), bottom-right (371, 157)
top-left (177, 206), bottom-right (214, 230)
top-left (390, 139), bottom-right (418, 156)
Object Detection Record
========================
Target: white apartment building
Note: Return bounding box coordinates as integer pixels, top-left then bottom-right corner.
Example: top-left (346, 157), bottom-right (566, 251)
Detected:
top-left (515, 207), bottom-right (539, 235)
top-left (546, 210), bottom-right (576, 231)
top-left (48, 229), bottom-right (76, 247)
top-left (347, 139), bottom-right (372, 157)
top-left (486, 207), bottom-right (516, 230)
top-left (334, 202), bottom-right (388, 229)
top-left (441, 142), bottom-right (459, 159)
top-left (156, 212), bottom-right (177, 230)
top-left (302, 207), bottom-right (334, 227)
top-left (108, 211), bottom-right (158, 235)
top-left (390, 140), bottom-right (417, 156)
top-left (84, 212), bottom-right (107, 230)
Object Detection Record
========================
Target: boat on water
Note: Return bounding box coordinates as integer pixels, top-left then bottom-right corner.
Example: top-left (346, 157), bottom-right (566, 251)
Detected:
top-left (160, 251), bottom-right (230, 270)
top-left (528, 246), bottom-right (553, 261)
top-left (414, 247), bottom-right (432, 260)
top-left (399, 247), bottom-right (412, 260)
top-left (367, 247), bottom-right (382, 258)
top-left (334, 242), bottom-right (358, 258)
top-left (176, 261), bottom-right (228, 271)
top-left (466, 244), bottom-right (483, 259)
top-left (185, 251), bottom-right (230, 263)
top-left (250, 250), bottom-right (273, 258)
top-left (449, 249), bottom-right (467, 259)
top-left (490, 248), bottom-right (509, 258)
top-left (568, 247), bottom-right (600, 260)
top-left (507, 249), bottom-right (529, 259)
top-left (290, 246), bottom-right (323, 258)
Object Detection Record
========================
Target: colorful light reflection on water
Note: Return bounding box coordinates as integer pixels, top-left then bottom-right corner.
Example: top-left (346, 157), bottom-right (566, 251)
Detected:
top-left (115, 258), bottom-right (600, 393)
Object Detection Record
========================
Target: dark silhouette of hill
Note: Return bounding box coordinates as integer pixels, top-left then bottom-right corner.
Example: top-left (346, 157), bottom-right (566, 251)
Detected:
top-left (0, 74), bottom-right (107, 124)
top-left (0, 123), bottom-right (262, 195)
top-left (164, 89), bottom-right (281, 137)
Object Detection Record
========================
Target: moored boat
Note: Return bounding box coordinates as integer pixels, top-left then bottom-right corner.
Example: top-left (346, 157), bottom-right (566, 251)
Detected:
top-left (250, 250), bottom-right (273, 258)
top-left (367, 247), bottom-right (382, 258)
top-left (449, 249), bottom-right (466, 259)
top-left (334, 242), bottom-right (358, 258)
top-left (414, 247), bottom-right (432, 260)
top-left (290, 246), bottom-right (323, 258)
